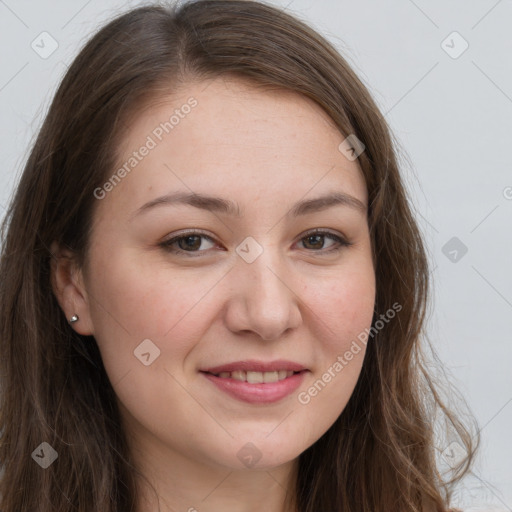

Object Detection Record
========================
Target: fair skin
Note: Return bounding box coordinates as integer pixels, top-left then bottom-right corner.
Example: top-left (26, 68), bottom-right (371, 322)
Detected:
top-left (51, 76), bottom-right (376, 512)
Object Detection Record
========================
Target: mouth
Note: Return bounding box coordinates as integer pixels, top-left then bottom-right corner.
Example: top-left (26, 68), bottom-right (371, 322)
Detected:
top-left (203, 369), bottom-right (302, 383)
top-left (199, 360), bottom-right (308, 404)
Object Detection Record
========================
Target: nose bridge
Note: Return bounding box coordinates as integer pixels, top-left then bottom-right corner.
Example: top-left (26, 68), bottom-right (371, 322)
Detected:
top-left (226, 238), bottom-right (301, 340)
top-left (244, 247), bottom-right (287, 303)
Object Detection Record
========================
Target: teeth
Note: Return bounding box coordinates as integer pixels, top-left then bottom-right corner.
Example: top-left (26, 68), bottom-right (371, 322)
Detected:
top-left (247, 371), bottom-right (264, 384)
top-left (263, 371), bottom-right (279, 383)
top-left (214, 370), bottom-right (296, 383)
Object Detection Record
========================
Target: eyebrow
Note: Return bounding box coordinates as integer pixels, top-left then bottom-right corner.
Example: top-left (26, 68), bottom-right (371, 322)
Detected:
top-left (131, 190), bottom-right (367, 220)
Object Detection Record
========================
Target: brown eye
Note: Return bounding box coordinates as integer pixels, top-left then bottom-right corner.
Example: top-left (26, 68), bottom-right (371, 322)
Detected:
top-left (161, 232), bottom-right (217, 256)
top-left (302, 234), bottom-right (327, 250)
top-left (297, 230), bottom-right (352, 253)
top-left (160, 229), bottom-right (351, 258)
top-left (177, 235), bottom-right (203, 251)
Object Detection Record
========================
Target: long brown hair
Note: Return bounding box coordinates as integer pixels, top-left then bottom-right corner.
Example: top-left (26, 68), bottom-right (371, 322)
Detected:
top-left (0, 1), bottom-right (477, 511)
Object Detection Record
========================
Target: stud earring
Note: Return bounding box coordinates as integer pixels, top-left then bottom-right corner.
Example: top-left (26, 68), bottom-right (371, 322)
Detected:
top-left (69, 314), bottom-right (79, 324)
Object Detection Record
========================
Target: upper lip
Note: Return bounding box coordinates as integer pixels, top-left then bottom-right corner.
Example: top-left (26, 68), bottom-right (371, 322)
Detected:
top-left (201, 360), bottom-right (307, 374)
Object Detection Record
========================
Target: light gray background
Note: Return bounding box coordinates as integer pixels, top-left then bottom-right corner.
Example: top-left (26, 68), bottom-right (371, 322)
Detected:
top-left (0, 0), bottom-right (510, 509)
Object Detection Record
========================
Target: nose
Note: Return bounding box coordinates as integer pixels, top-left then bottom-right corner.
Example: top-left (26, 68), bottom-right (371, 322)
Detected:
top-left (223, 246), bottom-right (303, 341)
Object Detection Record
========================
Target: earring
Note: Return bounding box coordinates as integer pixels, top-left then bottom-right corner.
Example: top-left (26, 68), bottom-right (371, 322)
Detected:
top-left (69, 314), bottom-right (79, 324)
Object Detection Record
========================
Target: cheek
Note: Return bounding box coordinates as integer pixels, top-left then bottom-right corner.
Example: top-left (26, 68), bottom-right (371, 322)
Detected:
top-left (313, 265), bottom-right (376, 350)
top-left (85, 251), bottom-right (228, 374)
top-left (295, 276), bottom-right (374, 440)
top-left (297, 263), bottom-right (375, 412)
top-left (89, 249), bottom-right (197, 332)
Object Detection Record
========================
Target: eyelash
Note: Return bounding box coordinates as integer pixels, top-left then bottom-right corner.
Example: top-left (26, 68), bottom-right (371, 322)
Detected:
top-left (159, 228), bottom-right (352, 257)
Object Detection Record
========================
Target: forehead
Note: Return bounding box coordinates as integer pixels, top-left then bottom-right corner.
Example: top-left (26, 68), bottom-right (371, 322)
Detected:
top-left (99, 77), bottom-right (367, 219)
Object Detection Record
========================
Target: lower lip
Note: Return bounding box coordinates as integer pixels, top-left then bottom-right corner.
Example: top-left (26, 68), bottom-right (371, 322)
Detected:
top-left (201, 371), bottom-right (307, 404)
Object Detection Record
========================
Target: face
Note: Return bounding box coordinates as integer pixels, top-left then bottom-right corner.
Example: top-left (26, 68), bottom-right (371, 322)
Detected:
top-left (67, 77), bottom-right (376, 473)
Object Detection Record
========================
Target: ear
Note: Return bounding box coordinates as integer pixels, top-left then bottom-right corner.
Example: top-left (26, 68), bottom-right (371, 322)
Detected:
top-left (50, 241), bottom-right (95, 336)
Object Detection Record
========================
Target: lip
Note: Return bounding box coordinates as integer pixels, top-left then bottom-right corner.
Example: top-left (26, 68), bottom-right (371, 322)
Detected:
top-left (201, 359), bottom-right (307, 374)
top-left (200, 360), bottom-right (309, 404)
top-left (202, 371), bottom-right (307, 404)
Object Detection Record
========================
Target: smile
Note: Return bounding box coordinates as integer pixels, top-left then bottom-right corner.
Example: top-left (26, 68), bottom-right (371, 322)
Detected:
top-left (200, 361), bottom-right (308, 404)
top-left (208, 370), bottom-right (299, 383)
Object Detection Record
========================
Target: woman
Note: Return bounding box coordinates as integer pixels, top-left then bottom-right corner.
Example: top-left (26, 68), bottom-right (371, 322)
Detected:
top-left (0, 1), bottom-right (476, 511)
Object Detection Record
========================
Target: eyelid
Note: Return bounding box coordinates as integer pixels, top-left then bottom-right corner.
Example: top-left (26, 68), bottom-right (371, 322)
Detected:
top-left (296, 228), bottom-right (352, 253)
top-left (160, 229), bottom-right (219, 257)
top-left (299, 227), bottom-right (350, 243)
top-left (160, 228), bottom-right (352, 256)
